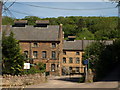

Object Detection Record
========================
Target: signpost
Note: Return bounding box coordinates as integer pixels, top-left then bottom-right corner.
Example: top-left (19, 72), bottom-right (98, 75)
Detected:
top-left (84, 59), bottom-right (89, 82)
top-left (24, 63), bottom-right (30, 69)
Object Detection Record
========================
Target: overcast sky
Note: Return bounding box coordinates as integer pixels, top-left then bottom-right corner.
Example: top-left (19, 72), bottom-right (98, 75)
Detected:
top-left (2, 1), bottom-right (118, 19)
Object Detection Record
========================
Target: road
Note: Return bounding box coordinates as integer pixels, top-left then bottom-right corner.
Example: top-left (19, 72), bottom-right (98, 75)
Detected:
top-left (3, 66), bottom-right (119, 89)
top-left (24, 65), bottom-right (119, 88)
top-left (24, 76), bottom-right (118, 88)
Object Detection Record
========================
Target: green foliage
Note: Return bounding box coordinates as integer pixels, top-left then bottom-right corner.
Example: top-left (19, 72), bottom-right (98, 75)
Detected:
top-left (2, 31), bottom-right (24, 75)
top-left (37, 62), bottom-right (46, 73)
top-left (2, 16), bottom-right (119, 40)
top-left (22, 16), bottom-right (41, 25)
top-left (76, 28), bottom-right (94, 40)
top-left (83, 41), bottom-right (105, 70)
top-left (2, 16), bottom-right (14, 25)
top-left (23, 67), bottom-right (41, 75)
top-left (23, 62), bottom-right (46, 75)
top-left (79, 76), bottom-right (85, 83)
top-left (83, 39), bottom-right (120, 80)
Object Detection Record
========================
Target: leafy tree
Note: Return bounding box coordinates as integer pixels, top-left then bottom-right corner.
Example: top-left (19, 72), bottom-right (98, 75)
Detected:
top-left (37, 62), bottom-right (46, 73)
top-left (2, 16), bottom-right (119, 40)
top-left (76, 28), bottom-right (94, 40)
top-left (83, 39), bottom-right (120, 81)
top-left (23, 16), bottom-right (41, 25)
top-left (2, 16), bottom-right (14, 25)
top-left (2, 31), bottom-right (24, 75)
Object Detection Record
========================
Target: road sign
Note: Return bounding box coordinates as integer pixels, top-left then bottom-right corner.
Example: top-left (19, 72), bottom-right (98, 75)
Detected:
top-left (24, 63), bottom-right (30, 69)
top-left (84, 60), bottom-right (88, 65)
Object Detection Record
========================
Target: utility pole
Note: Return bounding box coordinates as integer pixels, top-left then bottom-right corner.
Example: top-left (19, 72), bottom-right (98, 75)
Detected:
top-left (0, 1), bottom-right (3, 33)
top-left (117, 1), bottom-right (120, 36)
top-left (118, 1), bottom-right (120, 18)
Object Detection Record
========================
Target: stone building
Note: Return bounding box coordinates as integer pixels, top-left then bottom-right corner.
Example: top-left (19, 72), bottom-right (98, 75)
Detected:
top-left (62, 37), bottom-right (113, 75)
top-left (2, 20), bottom-right (64, 76)
top-left (2, 20), bottom-right (113, 76)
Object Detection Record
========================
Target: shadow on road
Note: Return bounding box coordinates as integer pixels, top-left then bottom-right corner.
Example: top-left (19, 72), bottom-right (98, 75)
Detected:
top-left (98, 65), bottom-right (120, 82)
top-left (56, 65), bottom-right (120, 83)
top-left (55, 76), bottom-right (81, 83)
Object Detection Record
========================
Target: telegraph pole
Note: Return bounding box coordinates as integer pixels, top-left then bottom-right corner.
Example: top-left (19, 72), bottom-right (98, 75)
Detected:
top-left (0, 1), bottom-right (3, 33)
top-left (0, 1), bottom-right (2, 89)
top-left (118, 1), bottom-right (120, 35)
top-left (118, 1), bottom-right (120, 18)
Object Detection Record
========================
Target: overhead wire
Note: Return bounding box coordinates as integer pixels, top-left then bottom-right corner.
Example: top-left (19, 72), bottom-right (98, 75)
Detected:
top-left (2, 1), bottom-right (117, 19)
top-left (3, 0), bottom-right (9, 5)
top-left (3, 0), bottom-right (16, 13)
top-left (10, 9), bottom-right (33, 16)
top-left (16, 2), bottom-right (116, 11)
top-left (3, 4), bottom-right (16, 19)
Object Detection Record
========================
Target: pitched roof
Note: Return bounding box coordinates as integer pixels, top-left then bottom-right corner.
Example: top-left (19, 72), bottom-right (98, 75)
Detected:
top-left (2, 25), bottom-right (60, 41)
top-left (63, 40), bottom-right (83, 50)
top-left (63, 40), bottom-right (113, 50)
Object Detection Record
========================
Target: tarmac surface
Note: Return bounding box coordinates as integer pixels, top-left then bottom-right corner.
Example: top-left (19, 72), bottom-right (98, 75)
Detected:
top-left (2, 65), bottom-right (120, 89)
top-left (24, 65), bottom-right (120, 88)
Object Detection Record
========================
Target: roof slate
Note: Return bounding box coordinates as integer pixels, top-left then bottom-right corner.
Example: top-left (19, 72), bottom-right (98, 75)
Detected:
top-left (2, 25), bottom-right (60, 41)
top-left (63, 40), bottom-right (113, 50)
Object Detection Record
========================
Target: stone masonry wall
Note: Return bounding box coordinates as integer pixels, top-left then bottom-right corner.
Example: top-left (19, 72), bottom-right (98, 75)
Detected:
top-left (2, 73), bottom-right (47, 86)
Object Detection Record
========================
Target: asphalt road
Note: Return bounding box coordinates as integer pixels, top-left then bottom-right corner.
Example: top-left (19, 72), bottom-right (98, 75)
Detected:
top-left (25, 65), bottom-right (119, 88)
top-left (3, 66), bottom-right (119, 89)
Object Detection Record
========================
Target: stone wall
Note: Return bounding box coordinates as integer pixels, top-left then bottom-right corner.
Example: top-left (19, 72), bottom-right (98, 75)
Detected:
top-left (2, 73), bottom-right (47, 86)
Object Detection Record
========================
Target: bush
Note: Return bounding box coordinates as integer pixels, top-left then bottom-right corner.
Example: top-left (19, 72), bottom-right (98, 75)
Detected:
top-left (79, 76), bottom-right (85, 83)
top-left (23, 67), bottom-right (41, 75)
top-left (22, 62), bottom-right (46, 75)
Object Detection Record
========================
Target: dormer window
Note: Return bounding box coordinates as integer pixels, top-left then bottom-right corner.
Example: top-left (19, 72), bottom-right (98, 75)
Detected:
top-left (12, 20), bottom-right (28, 27)
top-left (34, 20), bottom-right (49, 27)
top-left (67, 36), bottom-right (76, 41)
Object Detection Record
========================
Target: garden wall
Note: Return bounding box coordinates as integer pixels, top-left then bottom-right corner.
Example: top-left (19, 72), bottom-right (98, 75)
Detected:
top-left (2, 73), bottom-right (47, 86)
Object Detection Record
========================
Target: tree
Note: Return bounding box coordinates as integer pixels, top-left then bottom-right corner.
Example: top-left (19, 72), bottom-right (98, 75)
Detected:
top-left (2, 31), bottom-right (24, 75)
top-left (2, 16), bottom-right (14, 25)
top-left (83, 41), bottom-right (106, 80)
top-left (23, 16), bottom-right (41, 25)
top-left (76, 28), bottom-right (94, 40)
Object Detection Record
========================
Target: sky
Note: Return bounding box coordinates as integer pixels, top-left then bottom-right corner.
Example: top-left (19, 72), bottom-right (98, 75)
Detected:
top-left (2, 1), bottom-right (118, 19)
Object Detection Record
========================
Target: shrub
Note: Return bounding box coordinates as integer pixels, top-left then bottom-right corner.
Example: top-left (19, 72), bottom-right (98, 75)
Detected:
top-left (79, 76), bottom-right (85, 83)
top-left (23, 67), bottom-right (41, 75)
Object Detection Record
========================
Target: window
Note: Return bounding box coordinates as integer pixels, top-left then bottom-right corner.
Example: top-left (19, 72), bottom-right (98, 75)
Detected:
top-left (52, 51), bottom-right (56, 59)
top-left (52, 43), bottom-right (56, 48)
top-left (69, 67), bottom-right (72, 71)
top-left (33, 43), bottom-right (38, 47)
top-left (63, 51), bottom-right (66, 55)
top-left (76, 57), bottom-right (80, 64)
top-left (76, 67), bottom-right (79, 72)
top-left (42, 51), bottom-right (47, 59)
top-left (76, 52), bottom-right (80, 55)
top-left (33, 51), bottom-right (38, 59)
top-left (63, 57), bottom-right (66, 63)
top-left (69, 57), bottom-right (73, 63)
top-left (24, 51), bottom-right (28, 59)
top-left (51, 64), bottom-right (55, 72)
